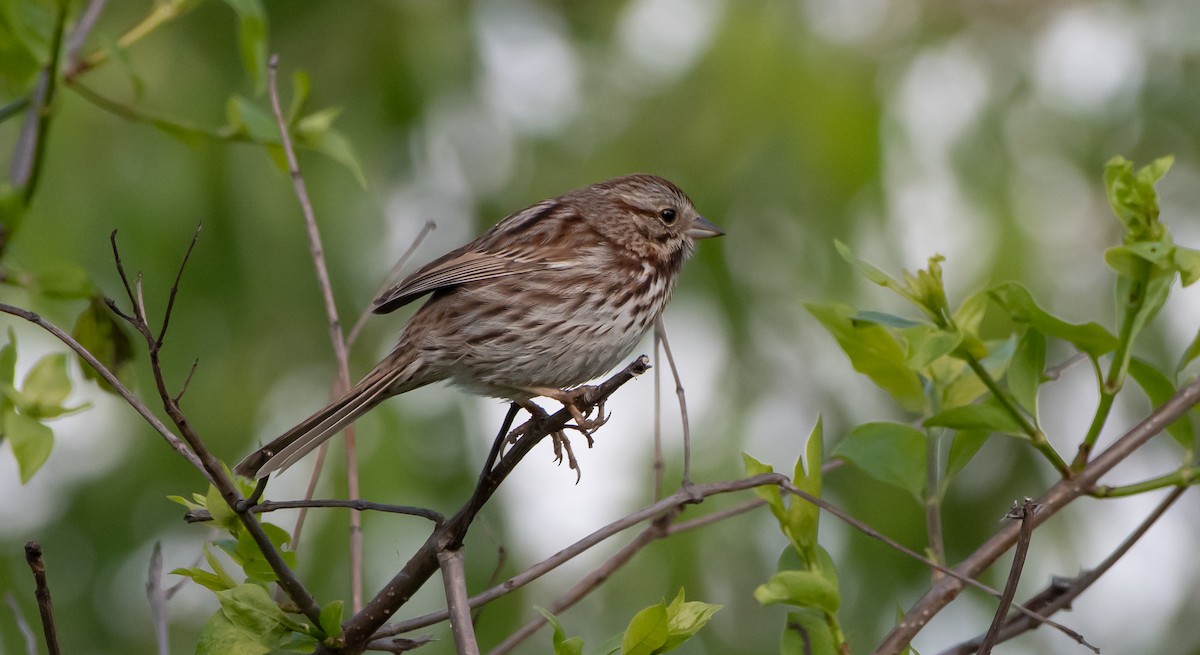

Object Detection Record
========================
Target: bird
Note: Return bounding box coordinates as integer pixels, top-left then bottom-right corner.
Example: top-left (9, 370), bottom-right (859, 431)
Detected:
top-left (234, 174), bottom-right (723, 480)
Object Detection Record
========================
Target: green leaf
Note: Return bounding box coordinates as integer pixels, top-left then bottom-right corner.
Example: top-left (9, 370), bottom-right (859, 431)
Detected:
top-left (0, 328), bottom-right (16, 414)
top-left (1104, 155), bottom-right (1172, 240)
top-left (988, 282), bottom-right (1117, 358)
top-left (851, 310), bottom-right (923, 329)
top-left (743, 453), bottom-right (785, 524)
top-left (1127, 357), bottom-right (1193, 452)
top-left (288, 69), bottom-right (311, 122)
top-left (206, 485), bottom-right (239, 532)
top-left (6, 409), bottom-right (53, 483)
top-left (167, 494), bottom-right (204, 511)
top-left (21, 353), bottom-right (88, 418)
top-left (925, 399), bottom-right (1026, 438)
top-left (202, 545), bottom-right (241, 591)
top-left (832, 422), bottom-right (926, 502)
top-left (1007, 329), bottom-right (1046, 416)
top-left (660, 589), bottom-right (722, 652)
top-left (945, 431), bottom-right (990, 482)
top-left (217, 583), bottom-right (305, 644)
top-left (1173, 246), bottom-right (1200, 287)
top-left (535, 607), bottom-right (584, 655)
top-left (754, 570), bottom-right (840, 612)
top-left (196, 610), bottom-right (270, 655)
top-left (318, 600), bottom-right (343, 639)
top-left (226, 95), bottom-right (279, 143)
top-left (72, 296), bottom-right (136, 394)
top-left (805, 303), bottom-right (926, 412)
top-left (221, 0), bottom-right (268, 91)
top-left (1176, 326), bottom-right (1200, 376)
top-left (172, 566), bottom-right (234, 592)
top-left (937, 336), bottom-right (1017, 410)
top-left (35, 263), bottom-right (94, 299)
top-left (534, 607), bottom-right (584, 655)
top-left (781, 609), bottom-right (837, 655)
top-left (297, 126), bottom-right (366, 188)
top-left (901, 326), bottom-right (962, 370)
top-left (621, 603), bottom-right (668, 655)
top-left (835, 240), bottom-right (903, 291)
top-left (787, 419), bottom-right (823, 555)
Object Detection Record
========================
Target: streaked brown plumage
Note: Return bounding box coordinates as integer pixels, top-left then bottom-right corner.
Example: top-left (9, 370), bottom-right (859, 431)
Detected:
top-left (235, 174), bottom-right (722, 479)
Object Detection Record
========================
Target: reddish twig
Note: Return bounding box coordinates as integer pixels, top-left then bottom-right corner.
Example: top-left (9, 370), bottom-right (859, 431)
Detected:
top-left (108, 233), bottom-right (324, 626)
top-left (940, 486), bottom-right (1188, 655)
top-left (875, 376), bottom-right (1200, 654)
top-left (979, 499), bottom-right (1038, 655)
top-left (0, 302), bottom-right (204, 473)
top-left (24, 543), bottom-right (60, 655)
top-left (654, 317), bottom-right (693, 485)
top-left (266, 53), bottom-right (364, 611)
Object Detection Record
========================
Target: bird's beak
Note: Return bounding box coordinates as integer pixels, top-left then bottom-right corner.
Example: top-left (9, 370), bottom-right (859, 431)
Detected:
top-left (687, 216), bottom-right (725, 239)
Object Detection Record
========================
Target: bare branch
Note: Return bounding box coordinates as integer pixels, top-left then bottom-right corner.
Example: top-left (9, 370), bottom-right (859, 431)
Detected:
top-left (875, 376), bottom-right (1200, 654)
top-left (0, 302), bottom-right (205, 472)
top-left (267, 53), bottom-right (364, 611)
top-left (64, 0), bottom-right (108, 73)
top-left (979, 499), bottom-right (1038, 655)
top-left (940, 486), bottom-right (1187, 655)
top-left (348, 220), bottom-right (437, 348)
top-left (375, 473), bottom-right (780, 639)
top-left (489, 513), bottom-right (675, 655)
top-left (186, 498), bottom-right (445, 524)
top-left (155, 223), bottom-right (202, 349)
top-left (438, 549), bottom-right (481, 655)
top-left (24, 542), bottom-right (60, 655)
top-left (333, 356), bottom-right (653, 653)
top-left (654, 317), bottom-right (693, 485)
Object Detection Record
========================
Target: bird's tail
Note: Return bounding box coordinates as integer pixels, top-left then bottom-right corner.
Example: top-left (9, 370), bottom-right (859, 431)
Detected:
top-left (235, 350), bottom-right (426, 480)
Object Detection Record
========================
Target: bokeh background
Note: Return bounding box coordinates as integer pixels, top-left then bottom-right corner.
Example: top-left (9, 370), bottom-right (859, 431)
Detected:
top-left (3, 0), bottom-right (1200, 653)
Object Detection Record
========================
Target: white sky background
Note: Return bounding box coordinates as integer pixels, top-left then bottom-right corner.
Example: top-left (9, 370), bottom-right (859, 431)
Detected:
top-left (5, 0), bottom-right (1200, 652)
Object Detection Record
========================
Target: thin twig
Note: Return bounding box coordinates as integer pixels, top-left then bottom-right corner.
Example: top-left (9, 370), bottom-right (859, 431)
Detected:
top-left (332, 357), bottom-right (652, 652)
top-left (979, 499), bottom-right (1038, 655)
top-left (24, 543), bottom-right (60, 655)
top-left (652, 326), bottom-right (665, 500)
top-left (776, 482), bottom-right (1092, 652)
top-left (438, 549), bottom-right (481, 655)
top-left (347, 220), bottom-right (437, 348)
top-left (365, 635), bottom-right (434, 652)
top-left (375, 473), bottom-right (787, 639)
top-left (147, 542), bottom-right (170, 655)
top-left (0, 302), bottom-right (205, 473)
top-left (4, 592), bottom-right (37, 655)
top-left (109, 236), bottom-right (323, 626)
top-left (186, 498), bottom-right (445, 524)
top-left (267, 53), bottom-right (364, 612)
top-left (488, 513), bottom-right (676, 655)
top-left (654, 316), bottom-right (693, 485)
top-left (155, 223), bottom-right (202, 349)
top-left (876, 376), bottom-right (1200, 654)
top-left (1044, 351), bottom-right (1088, 381)
top-left (940, 486), bottom-right (1188, 655)
top-left (64, 0), bottom-right (108, 72)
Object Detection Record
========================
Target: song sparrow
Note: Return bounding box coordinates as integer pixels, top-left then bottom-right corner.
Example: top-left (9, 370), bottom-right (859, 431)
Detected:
top-left (235, 174), bottom-right (723, 479)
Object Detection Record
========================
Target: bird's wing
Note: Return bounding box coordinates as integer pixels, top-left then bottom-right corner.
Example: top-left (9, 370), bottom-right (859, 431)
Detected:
top-left (373, 200), bottom-right (576, 313)
top-left (371, 249), bottom-right (524, 313)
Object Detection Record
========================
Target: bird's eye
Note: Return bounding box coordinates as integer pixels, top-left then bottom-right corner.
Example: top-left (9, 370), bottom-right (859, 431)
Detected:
top-left (658, 208), bottom-right (677, 224)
